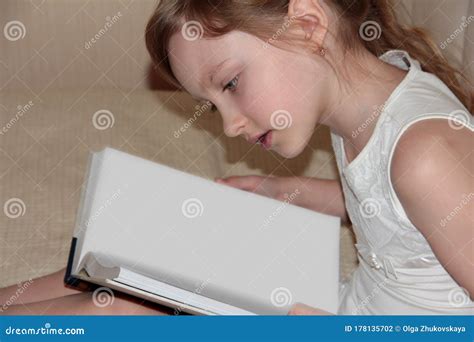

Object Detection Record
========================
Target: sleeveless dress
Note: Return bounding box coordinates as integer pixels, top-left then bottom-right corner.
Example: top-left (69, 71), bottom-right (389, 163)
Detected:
top-left (330, 49), bottom-right (474, 315)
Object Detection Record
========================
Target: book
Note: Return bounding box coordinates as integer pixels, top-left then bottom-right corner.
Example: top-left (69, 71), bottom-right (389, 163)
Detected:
top-left (65, 147), bottom-right (341, 315)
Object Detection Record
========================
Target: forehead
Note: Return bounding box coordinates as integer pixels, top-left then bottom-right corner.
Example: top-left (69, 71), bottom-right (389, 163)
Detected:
top-left (168, 28), bottom-right (262, 93)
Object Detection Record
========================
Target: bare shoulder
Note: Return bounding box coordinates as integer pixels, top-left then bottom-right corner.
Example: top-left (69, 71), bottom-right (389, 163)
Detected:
top-left (390, 117), bottom-right (472, 191)
top-left (390, 117), bottom-right (473, 233)
top-left (388, 116), bottom-right (473, 296)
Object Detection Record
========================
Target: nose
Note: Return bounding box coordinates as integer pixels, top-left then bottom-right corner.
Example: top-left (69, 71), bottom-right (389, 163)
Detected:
top-left (222, 111), bottom-right (248, 138)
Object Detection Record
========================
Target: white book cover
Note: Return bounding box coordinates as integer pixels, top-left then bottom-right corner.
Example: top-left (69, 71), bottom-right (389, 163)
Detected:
top-left (66, 147), bottom-right (341, 315)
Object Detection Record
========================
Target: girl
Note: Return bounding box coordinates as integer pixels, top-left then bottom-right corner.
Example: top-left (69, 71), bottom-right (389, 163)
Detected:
top-left (1, 0), bottom-right (472, 315)
top-left (145, 0), bottom-right (474, 315)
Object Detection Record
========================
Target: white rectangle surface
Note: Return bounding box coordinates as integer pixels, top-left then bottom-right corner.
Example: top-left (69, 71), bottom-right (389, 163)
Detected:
top-left (72, 147), bottom-right (341, 314)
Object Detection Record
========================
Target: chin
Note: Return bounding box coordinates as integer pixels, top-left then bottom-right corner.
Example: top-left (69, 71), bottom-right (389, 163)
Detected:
top-left (275, 141), bottom-right (307, 159)
top-left (272, 129), bottom-right (313, 159)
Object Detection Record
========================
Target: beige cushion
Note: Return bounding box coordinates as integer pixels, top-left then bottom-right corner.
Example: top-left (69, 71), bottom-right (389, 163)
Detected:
top-left (1, 0), bottom-right (471, 288)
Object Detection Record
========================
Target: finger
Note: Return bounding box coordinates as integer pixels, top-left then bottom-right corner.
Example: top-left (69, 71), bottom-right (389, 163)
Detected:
top-left (288, 303), bottom-right (331, 315)
top-left (216, 176), bottom-right (261, 191)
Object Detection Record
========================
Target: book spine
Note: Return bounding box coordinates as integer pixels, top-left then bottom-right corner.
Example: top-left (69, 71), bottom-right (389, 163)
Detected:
top-left (63, 237), bottom-right (96, 291)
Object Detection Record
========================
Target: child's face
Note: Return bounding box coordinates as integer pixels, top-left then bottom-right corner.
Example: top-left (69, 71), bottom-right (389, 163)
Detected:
top-left (168, 28), bottom-right (331, 159)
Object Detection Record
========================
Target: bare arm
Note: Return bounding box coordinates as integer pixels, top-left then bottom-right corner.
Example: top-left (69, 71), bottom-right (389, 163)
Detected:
top-left (216, 175), bottom-right (350, 224)
top-left (391, 119), bottom-right (473, 298)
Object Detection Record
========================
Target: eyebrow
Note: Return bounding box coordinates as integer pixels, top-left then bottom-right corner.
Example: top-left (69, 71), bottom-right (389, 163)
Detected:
top-left (192, 58), bottom-right (231, 102)
top-left (203, 58), bottom-right (231, 87)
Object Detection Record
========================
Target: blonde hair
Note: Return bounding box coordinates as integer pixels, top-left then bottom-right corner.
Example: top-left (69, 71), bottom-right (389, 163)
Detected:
top-left (145, 0), bottom-right (473, 112)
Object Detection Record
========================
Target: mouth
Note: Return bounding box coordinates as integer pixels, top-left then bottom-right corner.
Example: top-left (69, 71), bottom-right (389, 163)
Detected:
top-left (254, 130), bottom-right (272, 150)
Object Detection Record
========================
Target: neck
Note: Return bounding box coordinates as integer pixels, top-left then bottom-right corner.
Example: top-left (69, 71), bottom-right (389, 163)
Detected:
top-left (320, 49), bottom-right (407, 156)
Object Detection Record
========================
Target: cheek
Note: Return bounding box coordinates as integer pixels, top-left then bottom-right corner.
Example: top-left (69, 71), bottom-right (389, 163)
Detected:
top-left (244, 80), bottom-right (306, 129)
top-left (236, 82), bottom-right (271, 127)
top-left (239, 60), bottom-right (318, 131)
top-left (278, 58), bottom-right (325, 118)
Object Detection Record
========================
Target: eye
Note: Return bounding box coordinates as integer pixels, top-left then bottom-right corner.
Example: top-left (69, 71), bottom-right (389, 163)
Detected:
top-left (198, 100), bottom-right (217, 113)
top-left (201, 75), bottom-right (239, 113)
top-left (223, 75), bottom-right (239, 92)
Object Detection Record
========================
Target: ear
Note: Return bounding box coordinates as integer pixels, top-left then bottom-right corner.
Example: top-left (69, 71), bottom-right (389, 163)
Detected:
top-left (288, 0), bottom-right (329, 48)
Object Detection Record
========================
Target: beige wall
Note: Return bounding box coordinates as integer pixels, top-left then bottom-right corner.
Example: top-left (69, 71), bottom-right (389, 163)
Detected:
top-left (1, 0), bottom-right (472, 92)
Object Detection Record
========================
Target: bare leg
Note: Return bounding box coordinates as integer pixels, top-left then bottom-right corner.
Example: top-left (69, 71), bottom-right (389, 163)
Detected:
top-left (0, 268), bottom-right (82, 306)
top-left (1, 291), bottom-right (173, 315)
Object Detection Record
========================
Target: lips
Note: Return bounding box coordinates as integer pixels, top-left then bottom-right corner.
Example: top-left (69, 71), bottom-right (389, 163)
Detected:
top-left (255, 130), bottom-right (272, 149)
top-left (250, 132), bottom-right (265, 145)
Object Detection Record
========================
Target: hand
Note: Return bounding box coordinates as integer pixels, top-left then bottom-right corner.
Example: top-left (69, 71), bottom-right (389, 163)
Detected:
top-left (214, 175), bottom-right (296, 203)
top-left (287, 302), bottom-right (333, 315)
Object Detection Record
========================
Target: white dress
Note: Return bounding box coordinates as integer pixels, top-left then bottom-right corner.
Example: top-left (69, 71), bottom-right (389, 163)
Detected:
top-left (330, 49), bottom-right (474, 314)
